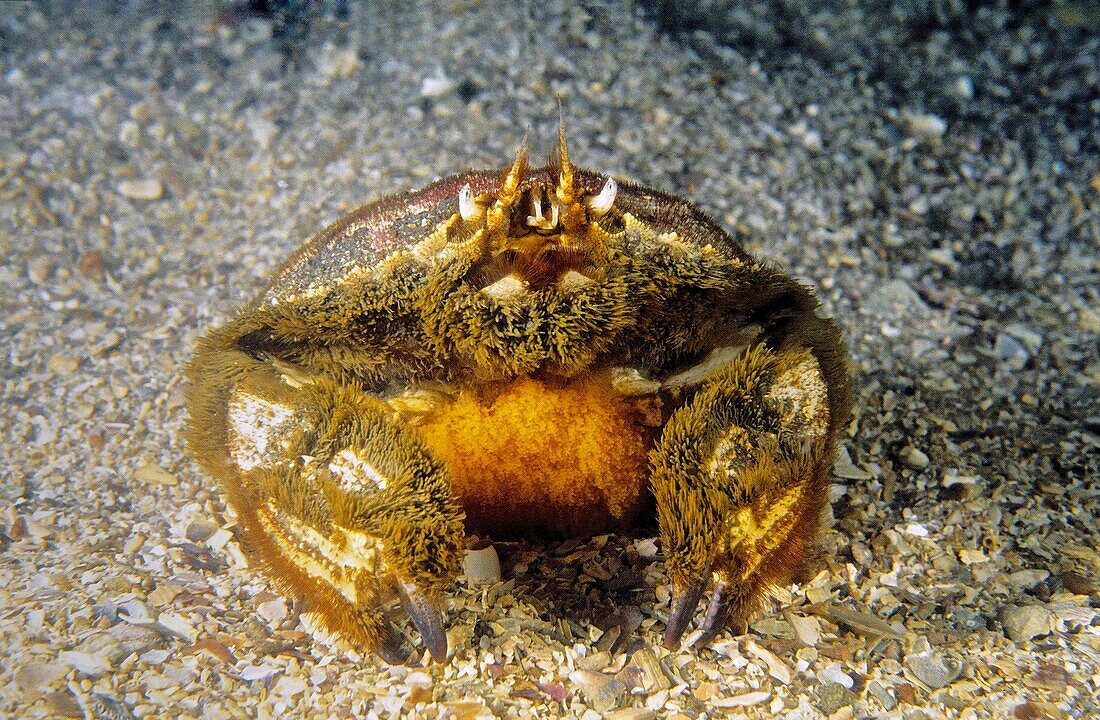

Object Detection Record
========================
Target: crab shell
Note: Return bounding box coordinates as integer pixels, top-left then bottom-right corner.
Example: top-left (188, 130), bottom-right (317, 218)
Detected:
top-left (260, 164), bottom-right (779, 534)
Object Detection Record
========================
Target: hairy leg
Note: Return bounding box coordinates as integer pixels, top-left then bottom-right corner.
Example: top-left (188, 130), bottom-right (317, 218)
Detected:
top-left (187, 336), bottom-right (464, 663)
top-left (651, 345), bottom-right (834, 648)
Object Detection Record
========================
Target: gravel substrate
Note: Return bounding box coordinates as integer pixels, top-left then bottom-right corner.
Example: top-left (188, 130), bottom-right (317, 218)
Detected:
top-left (2, 2), bottom-right (1097, 718)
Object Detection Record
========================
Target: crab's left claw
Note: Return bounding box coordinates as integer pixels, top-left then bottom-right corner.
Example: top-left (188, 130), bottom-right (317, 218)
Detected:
top-left (652, 346), bottom-right (839, 650)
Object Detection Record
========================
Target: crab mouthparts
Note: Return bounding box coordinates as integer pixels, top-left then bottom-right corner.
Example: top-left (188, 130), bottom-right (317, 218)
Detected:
top-left (459, 129), bottom-right (617, 295)
top-left (474, 243), bottom-right (598, 293)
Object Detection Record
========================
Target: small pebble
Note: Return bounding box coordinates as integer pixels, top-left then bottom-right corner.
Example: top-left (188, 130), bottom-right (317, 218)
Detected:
top-left (901, 447), bottom-right (930, 469)
top-left (256, 596), bottom-right (288, 625)
top-left (316, 43), bottom-right (360, 82)
top-left (712, 690), bottom-right (770, 708)
top-left (421, 71), bottom-right (454, 98)
top-left (27, 256), bottom-right (54, 284)
top-left (117, 599), bottom-right (155, 623)
top-left (948, 607), bottom-right (986, 632)
top-left (833, 446), bottom-right (873, 480)
top-left (605, 709), bottom-right (656, 720)
top-left (59, 650), bottom-right (111, 677)
top-left (904, 640), bottom-right (961, 689)
top-left (123, 532), bottom-right (146, 555)
top-left (15, 663), bottom-right (68, 694)
top-left (630, 647), bottom-right (671, 693)
top-left (76, 251), bottom-right (106, 280)
top-left (47, 354), bottom-right (79, 374)
top-left (942, 473), bottom-right (980, 487)
top-left (999, 604), bottom-right (1051, 641)
top-left (953, 76), bottom-right (974, 99)
top-left (1060, 570), bottom-right (1098, 595)
top-left (134, 463), bottom-right (178, 486)
top-left (819, 663), bottom-right (853, 689)
top-left (905, 112), bottom-right (947, 138)
top-left (463, 546), bottom-right (501, 583)
top-left (994, 332), bottom-right (1029, 370)
top-left (117, 178), bottom-right (163, 201)
top-left (239, 664), bottom-right (279, 682)
top-left (1078, 306), bottom-right (1100, 333)
top-left (206, 527), bottom-right (234, 552)
top-left (820, 604), bottom-right (904, 638)
top-left (867, 680), bottom-right (897, 710)
top-left (632, 538), bottom-right (658, 559)
top-left (904, 522), bottom-right (929, 537)
top-left (864, 279), bottom-right (932, 321)
top-left (1005, 569), bottom-right (1049, 591)
top-left (406, 670), bottom-right (432, 687)
top-left (801, 130), bottom-right (823, 152)
top-left (1003, 323), bottom-right (1043, 354)
top-left (784, 611), bottom-right (822, 647)
top-left (155, 612), bottom-right (197, 643)
top-left (815, 682), bottom-right (852, 714)
top-left (273, 674), bottom-right (308, 698)
top-left (247, 115), bottom-right (278, 150)
top-left (1026, 663), bottom-right (1070, 691)
top-left (185, 518), bottom-right (218, 543)
top-left (746, 640), bottom-right (792, 684)
top-left (147, 583), bottom-right (182, 607)
top-left (570, 670), bottom-right (626, 713)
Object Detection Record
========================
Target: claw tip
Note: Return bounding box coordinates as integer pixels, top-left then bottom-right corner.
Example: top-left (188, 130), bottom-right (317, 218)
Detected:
top-left (398, 581), bottom-right (449, 664)
top-left (664, 581), bottom-right (706, 651)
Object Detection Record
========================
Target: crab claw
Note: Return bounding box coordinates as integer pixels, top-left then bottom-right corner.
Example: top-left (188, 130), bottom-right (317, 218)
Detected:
top-left (665, 576), bottom-right (749, 651)
top-left (696, 582), bottom-right (737, 647)
top-left (397, 580), bottom-right (448, 663)
top-left (663, 579), bottom-right (706, 650)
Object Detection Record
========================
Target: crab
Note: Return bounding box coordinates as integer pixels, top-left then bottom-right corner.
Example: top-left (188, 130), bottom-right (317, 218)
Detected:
top-left (186, 129), bottom-right (851, 664)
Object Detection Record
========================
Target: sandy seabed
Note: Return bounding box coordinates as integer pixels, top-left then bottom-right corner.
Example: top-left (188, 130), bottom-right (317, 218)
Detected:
top-left (1, 2), bottom-right (1097, 718)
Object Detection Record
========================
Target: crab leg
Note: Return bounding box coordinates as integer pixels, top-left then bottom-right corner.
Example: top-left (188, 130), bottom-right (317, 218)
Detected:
top-left (651, 345), bottom-right (835, 649)
top-left (187, 328), bottom-right (464, 663)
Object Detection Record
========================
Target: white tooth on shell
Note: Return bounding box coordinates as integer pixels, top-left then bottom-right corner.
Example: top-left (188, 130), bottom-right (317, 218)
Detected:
top-left (588, 177), bottom-right (617, 216)
top-left (527, 193), bottom-right (544, 226)
top-left (527, 189), bottom-right (561, 230)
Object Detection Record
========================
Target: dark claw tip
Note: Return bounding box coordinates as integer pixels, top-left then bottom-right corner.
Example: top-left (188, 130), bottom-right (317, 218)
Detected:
top-left (663, 581), bottom-right (706, 650)
top-left (696, 583), bottom-right (732, 647)
top-left (398, 581), bottom-right (449, 663)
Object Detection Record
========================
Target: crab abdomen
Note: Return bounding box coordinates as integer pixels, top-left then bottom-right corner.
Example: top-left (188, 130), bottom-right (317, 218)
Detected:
top-left (410, 373), bottom-right (656, 538)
